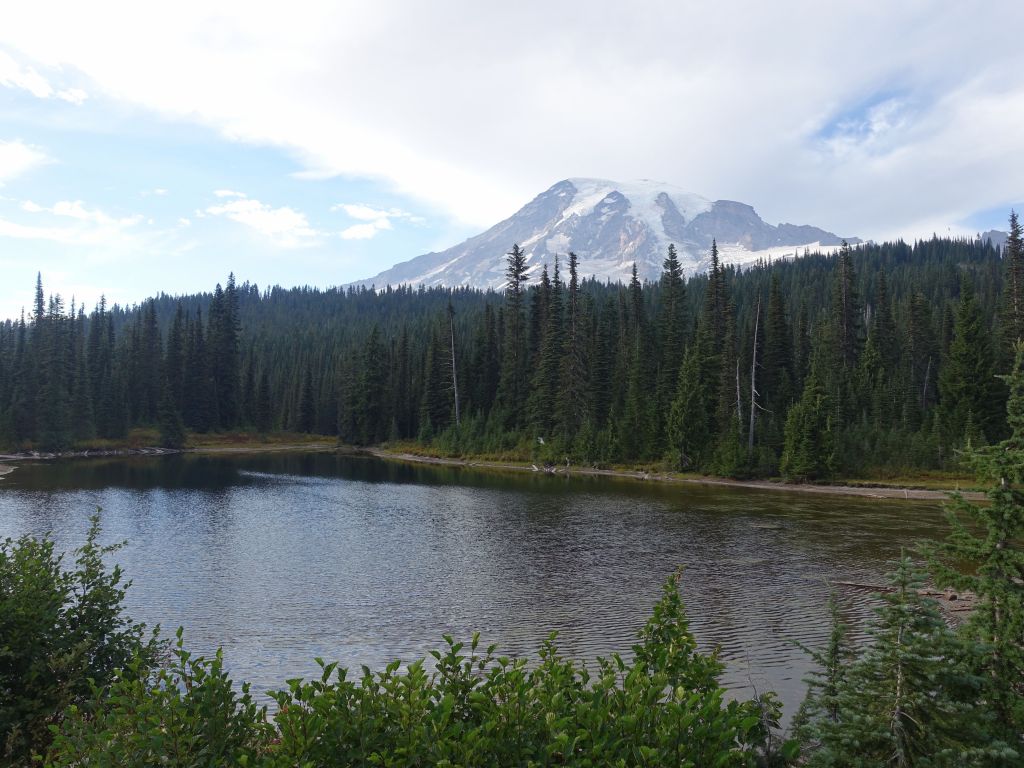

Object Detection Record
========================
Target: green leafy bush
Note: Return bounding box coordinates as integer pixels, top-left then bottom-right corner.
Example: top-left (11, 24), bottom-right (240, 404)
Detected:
top-left (47, 629), bottom-right (269, 767)
top-left (46, 572), bottom-right (794, 767)
top-left (0, 513), bottom-right (158, 764)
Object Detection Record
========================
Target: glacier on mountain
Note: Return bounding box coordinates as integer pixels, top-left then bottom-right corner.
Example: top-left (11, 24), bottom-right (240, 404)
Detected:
top-left (354, 178), bottom-right (857, 290)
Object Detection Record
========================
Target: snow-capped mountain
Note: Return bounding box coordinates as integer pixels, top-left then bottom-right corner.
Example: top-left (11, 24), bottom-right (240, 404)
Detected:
top-left (355, 178), bottom-right (858, 289)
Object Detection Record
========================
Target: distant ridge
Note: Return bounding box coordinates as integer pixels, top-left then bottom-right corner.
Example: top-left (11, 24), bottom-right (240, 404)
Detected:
top-left (355, 178), bottom-right (859, 289)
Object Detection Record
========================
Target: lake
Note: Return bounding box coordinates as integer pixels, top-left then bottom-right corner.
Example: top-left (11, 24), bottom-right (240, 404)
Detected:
top-left (0, 450), bottom-right (947, 717)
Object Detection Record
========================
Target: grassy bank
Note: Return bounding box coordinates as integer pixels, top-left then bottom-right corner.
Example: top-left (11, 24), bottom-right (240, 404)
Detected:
top-left (0, 429), bottom-right (983, 498)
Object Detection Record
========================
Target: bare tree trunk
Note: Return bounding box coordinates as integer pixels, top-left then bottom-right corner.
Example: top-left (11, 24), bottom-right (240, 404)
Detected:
top-left (735, 358), bottom-right (743, 428)
top-left (921, 357), bottom-right (932, 410)
top-left (748, 295), bottom-right (760, 457)
top-left (448, 302), bottom-right (460, 428)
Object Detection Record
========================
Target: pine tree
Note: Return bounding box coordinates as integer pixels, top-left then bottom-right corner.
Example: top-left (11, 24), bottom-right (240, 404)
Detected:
top-left (792, 594), bottom-right (854, 752)
top-left (138, 301), bottom-right (162, 423)
top-left (762, 274), bottom-right (793, 415)
top-left (495, 244), bottom-right (530, 428)
top-left (207, 276), bottom-right (241, 429)
top-left (832, 241), bottom-right (861, 370)
top-left (165, 304), bottom-right (186, 413)
top-left (904, 291), bottom-right (937, 427)
top-left (803, 556), bottom-right (1004, 766)
top-left (528, 258), bottom-right (562, 438)
top-left (419, 323), bottom-right (450, 439)
top-left (937, 278), bottom-right (1001, 448)
top-left (780, 371), bottom-right (834, 481)
top-left (254, 371), bottom-right (273, 433)
top-left (296, 364), bottom-right (316, 434)
top-left (1003, 211), bottom-right (1024, 353)
top-left (356, 325), bottom-right (387, 444)
top-left (619, 264), bottom-right (653, 459)
top-left (183, 309), bottom-right (213, 433)
top-left (37, 294), bottom-right (72, 452)
top-left (926, 341), bottom-right (1024, 743)
top-left (589, 295), bottom-right (617, 430)
top-left (157, 381), bottom-right (186, 448)
top-left (668, 323), bottom-right (715, 469)
top-left (657, 244), bottom-right (687, 420)
top-left (556, 252), bottom-right (588, 445)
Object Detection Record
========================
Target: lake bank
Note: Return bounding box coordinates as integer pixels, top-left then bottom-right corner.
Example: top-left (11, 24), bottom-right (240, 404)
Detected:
top-left (363, 448), bottom-right (984, 501)
top-left (0, 439), bottom-right (984, 500)
top-left (0, 448), bottom-right (951, 721)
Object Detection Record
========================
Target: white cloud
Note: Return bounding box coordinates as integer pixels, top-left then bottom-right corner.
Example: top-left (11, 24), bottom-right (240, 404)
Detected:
top-left (0, 50), bottom-right (52, 97)
top-left (1, 198), bottom-right (142, 245)
top-left (56, 87), bottom-right (88, 105)
top-left (340, 222), bottom-right (385, 240)
top-left (205, 197), bottom-right (319, 247)
top-left (0, 49), bottom-right (87, 104)
top-left (0, 3), bottom-right (1022, 239)
top-left (334, 203), bottom-right (420, 239)
top-left (0, 140), bottom-right (49, 184)
top-left (336, 203), bottom-right (381, 221)
top-left (213, 188), bottom-right (246, 198)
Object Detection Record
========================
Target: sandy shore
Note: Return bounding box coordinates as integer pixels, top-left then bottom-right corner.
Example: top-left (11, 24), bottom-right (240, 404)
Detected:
top-left (0, 442), bottom-right (985, 500)
top-left (364, 448), bottom-right (985, 501)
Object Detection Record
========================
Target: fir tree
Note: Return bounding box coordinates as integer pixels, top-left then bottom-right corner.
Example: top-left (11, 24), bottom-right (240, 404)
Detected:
top-left (356, 325), bottom-right (387, 444)
top-left (1003, 211), bottom-right (1024, 353)
top-left (832, 241), bottom-right (861, 370)
top-left (668, 323), bottom-right (715, 469)
top-left (926, 341), bottom-right (1024, 743)
top-left (495, 244), bottom-right (529, 428)
top-left (780, 371), bottom-right (834, 481)
top-left (419, 323), bottom-right (451, 439)
top-left (803, 556), bottom-right (1006, 766)
top-left (619, 264), bottom-right (654, 459)
top-left (657, 244), bottom-right (687, 419)
top-left (528, 257), bottom-right (562, 438)
top-left (556, 252), bottom-right (588, 444)
top-left (937, 278), bottom-right (1001, 449)
top-left (296, 364), bottom-right (316, 434)
top-left (792, 594), bottom-right (853, 753)
top-left (157, 381), bottom-right (186, 448)
top-left (762, 274), bottom-right (793, 415)
top-left (254, 371), bottom-right (273, 433)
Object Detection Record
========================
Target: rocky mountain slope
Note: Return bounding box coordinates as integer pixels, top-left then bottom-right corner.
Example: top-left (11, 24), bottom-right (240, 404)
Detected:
top-left (356, 178), bottom-right (858, 288)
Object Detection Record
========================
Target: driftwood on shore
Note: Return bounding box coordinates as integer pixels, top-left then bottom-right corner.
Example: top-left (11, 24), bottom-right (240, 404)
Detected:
top-left (830, 580), bottom-right (977, 624)
top-left (0, 446), bottom-right (181, 462)
top-left (364, 448), bottom-right (985, 501)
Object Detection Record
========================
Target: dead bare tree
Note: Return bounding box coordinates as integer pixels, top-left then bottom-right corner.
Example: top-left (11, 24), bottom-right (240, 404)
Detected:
top-left (448, 301), bottom-right (460, 428)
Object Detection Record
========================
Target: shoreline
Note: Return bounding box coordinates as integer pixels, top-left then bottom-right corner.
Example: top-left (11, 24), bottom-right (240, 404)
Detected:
top-left (0, 442), bottom-right (985, 500)
top-left (363, 448), bottom-right (984, 501)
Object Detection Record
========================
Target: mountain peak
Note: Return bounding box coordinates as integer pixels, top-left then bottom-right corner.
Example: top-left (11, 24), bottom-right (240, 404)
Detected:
top-left (355, 179), bottom-right (857, 289)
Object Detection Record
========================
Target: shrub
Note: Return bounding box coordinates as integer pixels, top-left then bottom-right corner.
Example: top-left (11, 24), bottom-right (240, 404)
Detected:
top-left (47, 571), bottom-right (795, 767)
top-left (0, 513), bottom-right (158, 764)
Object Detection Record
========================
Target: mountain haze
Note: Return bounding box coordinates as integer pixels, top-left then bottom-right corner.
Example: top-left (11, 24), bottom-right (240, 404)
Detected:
top-left (356, 178), bottom-right (859, 288)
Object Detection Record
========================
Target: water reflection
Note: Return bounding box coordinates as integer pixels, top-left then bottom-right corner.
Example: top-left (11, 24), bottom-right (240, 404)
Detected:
top-left (0, 451), bottom-right (946, 719)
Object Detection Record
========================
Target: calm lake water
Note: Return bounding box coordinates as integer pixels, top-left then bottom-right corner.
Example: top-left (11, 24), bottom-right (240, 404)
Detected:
top-left (0, 451), bottom-right (947, 717)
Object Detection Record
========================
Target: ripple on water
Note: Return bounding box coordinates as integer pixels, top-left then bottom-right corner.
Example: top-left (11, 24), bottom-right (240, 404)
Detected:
top-left (0, 453), bottom-right (944, 719)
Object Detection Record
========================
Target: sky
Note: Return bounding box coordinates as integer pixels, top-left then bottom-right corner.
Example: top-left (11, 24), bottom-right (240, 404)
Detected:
top-left (1, 1), bottom-right (1022, 320)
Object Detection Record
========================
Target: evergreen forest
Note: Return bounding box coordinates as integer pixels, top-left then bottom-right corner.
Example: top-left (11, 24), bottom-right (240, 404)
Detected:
top-left (1, 215), bottom-right (1022, 482)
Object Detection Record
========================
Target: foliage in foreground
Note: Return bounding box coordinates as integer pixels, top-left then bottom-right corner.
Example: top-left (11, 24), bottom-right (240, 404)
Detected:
top-left (795, 343), bottom-right (1024, 766)
top-left (795, 559), bottom-right (1016, 767)
top-left (9, 344), bottom-right (1024, 765)
top-left (46, 572), bottom-right (791, 767)
top-left (0, 514), bottom-right (158, 764)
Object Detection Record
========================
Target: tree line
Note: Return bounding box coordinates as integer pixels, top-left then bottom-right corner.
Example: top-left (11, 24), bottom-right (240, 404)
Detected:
top-left (1, 215), bottom-right (1021, 480)
top-left (4, 345), bottom-right (1023, 763)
